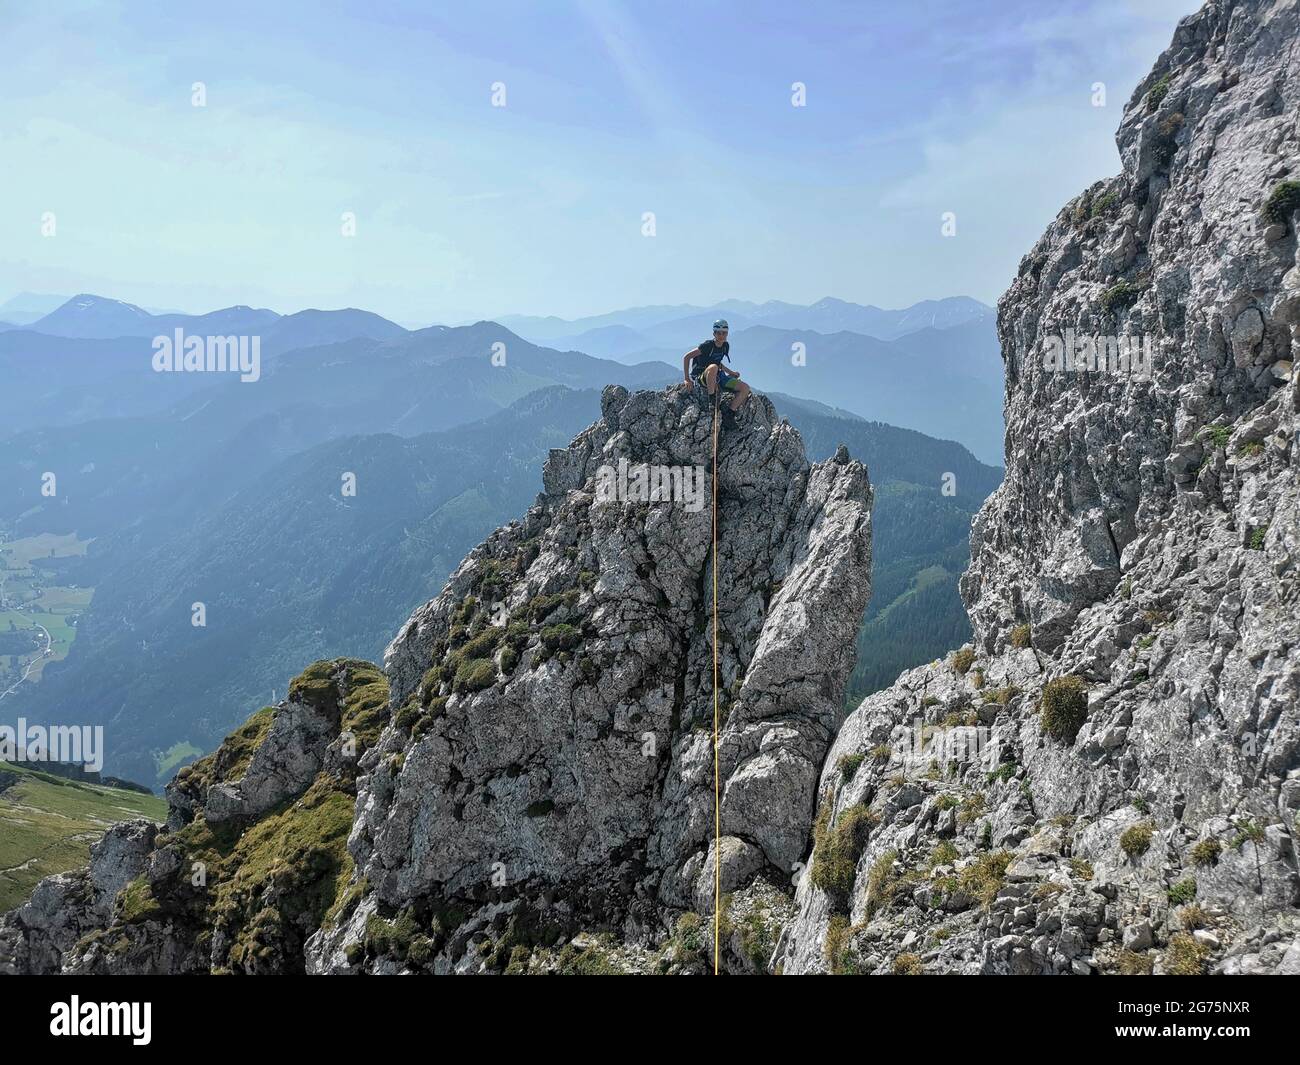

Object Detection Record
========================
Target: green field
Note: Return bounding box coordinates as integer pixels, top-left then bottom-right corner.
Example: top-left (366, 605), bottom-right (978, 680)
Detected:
top-left (0, 762), bottom-right (166, 912)
top-left (0, 532), bottom-right (95, 686)
top-left (153, 740), bottom-right (204, 777)
top-left (2, 532), bottom-right (90, 568)
top-left (868, 563), bottom-right (951, 625)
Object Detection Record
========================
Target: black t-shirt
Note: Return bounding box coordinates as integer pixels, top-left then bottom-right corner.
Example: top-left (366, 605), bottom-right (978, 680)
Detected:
top-left (690, 339), bottom-right (730, 377)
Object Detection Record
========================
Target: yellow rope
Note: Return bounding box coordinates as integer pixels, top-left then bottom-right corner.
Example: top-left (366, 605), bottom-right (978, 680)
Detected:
top-left (711, 392), bottom-right (720, 976)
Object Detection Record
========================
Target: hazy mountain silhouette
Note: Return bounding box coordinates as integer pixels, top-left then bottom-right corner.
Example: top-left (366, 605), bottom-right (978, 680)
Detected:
top-left (604, 319), bottom-right (1004, 463)
top-left (27, 293), bottom-right (407, 349)
top-left (498, 295), bottom-right (990, 345)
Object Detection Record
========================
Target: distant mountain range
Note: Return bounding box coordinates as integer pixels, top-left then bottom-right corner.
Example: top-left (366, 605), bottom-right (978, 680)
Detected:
top-left (2, 293), bottom-right (1004, 461)
top-left (499, 296), bottom-right (1003, 462)
top-left (0, 314), bottom-right (673, 437)
top-left (9, 293), bottom-right (990, 345)
top-left (497, 295), bottom-right (992, 346)
top-left (6, 387), bottom-right (611, 785)
top-left (13, 292), bottom-right (407, 347)
top-left (0, 292), bottom-right (68, 326)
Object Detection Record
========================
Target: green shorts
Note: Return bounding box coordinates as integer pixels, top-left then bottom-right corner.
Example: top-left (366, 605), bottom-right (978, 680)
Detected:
top-left (693, 366), bottom-right (740, 392)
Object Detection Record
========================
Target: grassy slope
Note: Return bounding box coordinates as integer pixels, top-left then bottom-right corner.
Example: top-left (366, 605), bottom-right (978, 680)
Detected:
top-left (0, 762), bottom-right (165, 912)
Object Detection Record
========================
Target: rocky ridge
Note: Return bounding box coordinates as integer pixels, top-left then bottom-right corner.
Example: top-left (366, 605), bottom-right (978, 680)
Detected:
top-left (0, 386), bottom-right (874, 975)
top-left (307, 385), bottom-right (873, 973)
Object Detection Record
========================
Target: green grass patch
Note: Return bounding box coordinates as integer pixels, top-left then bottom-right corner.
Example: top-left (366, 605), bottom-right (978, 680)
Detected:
top-left (823, 914), bottom-right (858, 974)
top-left (1263, 180), bottom-right (1300, 224)
top-left (1118, 949), bottom-right (1153, 975)
top-left (153, 741), bottom-right (203, 778)
top-left (453, 657), bottom-right (497, 693)
top-left (540, 623), bottom-right (581, 652)
top-left (1089, 191), bottom-right (1119, 219)
top-left (1146, 72), bottom-right (1173, 110)
top-left (958, 849), bottom-right (1014, 908)
top-left (837, 753), bottom-right (865, 782)
top-left (1120, 821), bottom-right (1154, 860)
top-left (1198, 424), bottom-right (1232, 449)
top-left (892, 951), bottom-right (923, 975)
top-left (1101, 280), bottom-right (1142, 314)
top-left (810, 804), bottom-right (877, 906)
top-left (1163, 932), bottom-right (1211, 975)
top-left (1040, 676), bottom-right (1087, 742)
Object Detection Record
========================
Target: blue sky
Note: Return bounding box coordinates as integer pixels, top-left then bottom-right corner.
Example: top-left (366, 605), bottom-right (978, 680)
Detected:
top-left (1, 0), bottom-right (1198, 324)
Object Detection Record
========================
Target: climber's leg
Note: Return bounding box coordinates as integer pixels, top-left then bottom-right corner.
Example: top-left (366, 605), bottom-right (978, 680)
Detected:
top-left (728, 376), bottom-right (751, 412)
top-left (714, 368), bottom-right (749, 412)
top-left (703, 363), bottom-right (720, 397)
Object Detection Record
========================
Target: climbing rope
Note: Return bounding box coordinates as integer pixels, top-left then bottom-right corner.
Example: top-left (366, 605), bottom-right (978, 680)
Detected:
top-left (711, 388), bottom-right (721, 976)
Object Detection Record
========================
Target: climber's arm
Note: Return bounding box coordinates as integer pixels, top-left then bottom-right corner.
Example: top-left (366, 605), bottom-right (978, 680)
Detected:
top-left (682, 348), bottom-right (698, 385)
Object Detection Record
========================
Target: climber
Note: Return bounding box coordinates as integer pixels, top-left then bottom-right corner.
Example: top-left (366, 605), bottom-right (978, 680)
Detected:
top-left (683, 320), bottom-right (751, 419)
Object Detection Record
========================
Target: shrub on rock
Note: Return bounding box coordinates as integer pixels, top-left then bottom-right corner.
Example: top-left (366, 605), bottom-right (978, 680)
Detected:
top-left (1040, 676), bottom-right (1087, 741)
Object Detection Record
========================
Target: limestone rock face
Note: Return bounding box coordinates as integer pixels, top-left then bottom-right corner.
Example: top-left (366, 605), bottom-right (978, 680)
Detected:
top-left (962, 0), bottom-right (1300, 653)
top-left (309, 384), bottom-right (873, 973)
top-left (779, 0), bottom-right (1300, 976)
top-left (200, 689), bottom-right (338, 824)
top-left (0, 820), bottom-right (157, 975)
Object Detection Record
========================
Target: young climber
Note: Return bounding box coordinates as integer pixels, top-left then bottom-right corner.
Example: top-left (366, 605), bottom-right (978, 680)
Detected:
top-left (682, 319), bottom-right (752, 414)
